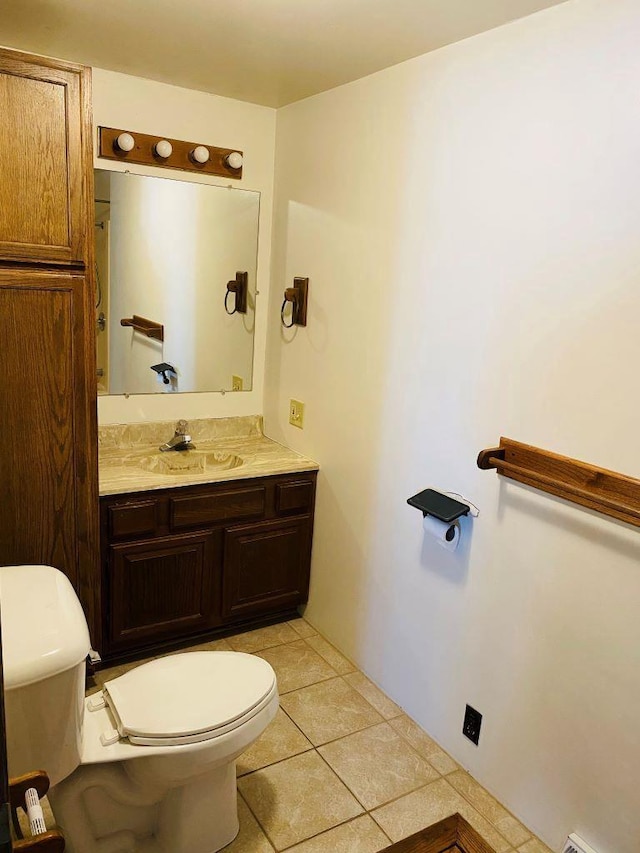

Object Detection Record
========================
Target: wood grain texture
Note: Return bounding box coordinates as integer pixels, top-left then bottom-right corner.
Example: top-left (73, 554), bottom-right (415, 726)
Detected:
top-left (478, 437), bottom-right (640, 528)
top-left (100, 472), bottom-right (317, 658)
top-left (382, 812), bottom-right (496, 853)
top-left (74, 61), bottom-right (102, 648)
top-left (11, 833), bottom-right (65, 852)
top-left (223, 515), bottom-right (313, 620)
top-left (99, 126), bottom-right (243, 179)
top-left (0, 49), bottom-right (87, 265)
top-left (108, 531), bottom-right (218, 649)
top-left (0, 48), bottom-right (100, 646)
top-left (170, 487), bottom-right (266, 529)
top-left (0, 277), bottom-right (77, 582)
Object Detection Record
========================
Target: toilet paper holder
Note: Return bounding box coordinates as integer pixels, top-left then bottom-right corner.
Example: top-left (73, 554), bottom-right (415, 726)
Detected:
top-left (407, 488), bottom-right (471, 522)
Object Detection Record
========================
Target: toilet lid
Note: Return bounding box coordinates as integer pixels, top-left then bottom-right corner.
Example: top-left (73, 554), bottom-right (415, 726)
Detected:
top-left (103, 651), bottom-right (277, 745)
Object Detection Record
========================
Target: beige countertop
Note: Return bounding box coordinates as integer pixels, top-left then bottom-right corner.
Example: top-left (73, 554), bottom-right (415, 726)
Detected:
top-left (99, 415), bottom-right (319, 497)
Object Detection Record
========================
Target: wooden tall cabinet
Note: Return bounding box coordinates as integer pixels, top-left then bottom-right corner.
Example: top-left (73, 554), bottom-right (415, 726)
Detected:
top-left (0, 49), bottom-right (100, 643)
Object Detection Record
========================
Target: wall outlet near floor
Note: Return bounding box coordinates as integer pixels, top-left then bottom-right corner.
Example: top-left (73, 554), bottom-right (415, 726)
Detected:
top-left (289, 399), bottom-right (305, 428)
top-left (563, 834), bottom-right (599, 853)
top-left (463, 704), bottom-right (482, 745)
top-left (232, 375), bottom-right (243, 391)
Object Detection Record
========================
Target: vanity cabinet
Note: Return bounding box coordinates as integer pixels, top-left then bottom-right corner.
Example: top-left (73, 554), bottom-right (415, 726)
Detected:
top-left (0, 49), bottom-right (100, 643)
top-left (100, 472), bottom-right (317, 660)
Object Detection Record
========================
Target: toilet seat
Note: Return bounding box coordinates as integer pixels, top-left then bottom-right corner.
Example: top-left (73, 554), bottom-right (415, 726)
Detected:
top-left (102, 651), bottom-right (277, 746)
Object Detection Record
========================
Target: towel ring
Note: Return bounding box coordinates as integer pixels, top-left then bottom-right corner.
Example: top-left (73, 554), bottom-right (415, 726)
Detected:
top-left (281, 296), bottom-right (295, 328)
top-left (280, 277), bottom-right (309, 327)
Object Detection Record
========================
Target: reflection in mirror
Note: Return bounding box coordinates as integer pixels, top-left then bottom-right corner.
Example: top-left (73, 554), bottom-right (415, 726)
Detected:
top-left (94, 169), bottom-right (260, 395)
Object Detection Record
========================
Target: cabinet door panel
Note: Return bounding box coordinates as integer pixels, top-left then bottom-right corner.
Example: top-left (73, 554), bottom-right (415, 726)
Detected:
top-left (223, 517), bottom-right (312, 620)
top-left (0, 52), bottom-right (88, 264)
top-left (108, 532), bottom-right (217, 652)
top-left (0, 271), bottom-right (99, 642)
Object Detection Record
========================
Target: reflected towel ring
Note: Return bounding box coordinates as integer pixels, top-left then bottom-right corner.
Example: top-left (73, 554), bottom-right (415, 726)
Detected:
top-left (225, 272), bottom-right (248, 315)
top-left (281, 296), bottom-right (295, 328)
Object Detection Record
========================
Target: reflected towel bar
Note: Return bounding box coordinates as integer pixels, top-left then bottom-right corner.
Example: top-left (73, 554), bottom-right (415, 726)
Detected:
top-left (477, 438), bottom-right (640, 527)
top-left (120, 315), bottom-right (164, 341)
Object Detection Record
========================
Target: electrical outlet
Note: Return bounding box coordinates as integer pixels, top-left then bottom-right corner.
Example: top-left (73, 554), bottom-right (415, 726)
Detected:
top-left (289, 399), bottom-right (305, 429)
top-left (232, 375), bottom-right (243, 391)
top-left (463, 704), bottom-right (482, 745)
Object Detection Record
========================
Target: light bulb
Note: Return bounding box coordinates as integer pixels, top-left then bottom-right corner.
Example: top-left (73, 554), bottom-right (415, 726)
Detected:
top-left (115, 132), bottom-right (135, 152)
top-left (154, 139), bottom-right (173, 158)
top-left (226, 151), bottom-right (243, 170)
top-left (191, 145), bottom-right (210, 164)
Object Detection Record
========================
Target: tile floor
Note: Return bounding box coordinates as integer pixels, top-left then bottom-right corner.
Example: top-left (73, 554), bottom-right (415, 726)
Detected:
top-left (85, 618), bottom-right (554, 853)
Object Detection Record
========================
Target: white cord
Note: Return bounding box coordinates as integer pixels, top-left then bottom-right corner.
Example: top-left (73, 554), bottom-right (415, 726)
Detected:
top-left (444, 491), bottom-right (480, 517)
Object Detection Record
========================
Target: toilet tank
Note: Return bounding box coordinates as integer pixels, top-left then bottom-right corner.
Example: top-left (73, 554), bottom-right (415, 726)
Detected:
top-left (0, 565), bottom-right (91, 785)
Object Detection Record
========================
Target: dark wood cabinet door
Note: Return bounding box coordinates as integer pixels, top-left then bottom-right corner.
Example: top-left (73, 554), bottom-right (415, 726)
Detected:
top-left (0, 50), bottom-right (90, 265)
top-left (0, 269), bottom-right (100, 643)
top-left (107, 531), bottom-right (218, 653)
top-left (222, 517), bottom-right (312, 621)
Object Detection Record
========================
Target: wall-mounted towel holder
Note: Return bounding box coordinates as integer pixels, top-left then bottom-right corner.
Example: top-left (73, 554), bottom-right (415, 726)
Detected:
top-left (281, 277), bottom-right (309, 327)
top-left (407, 488), bottom-right (471, 522)
top-left (478, 437), bottom-right (640, 527)
top-left (120, 315), bottom-right (164, 341)
top-left (225, 271), bottom-right (248, 314)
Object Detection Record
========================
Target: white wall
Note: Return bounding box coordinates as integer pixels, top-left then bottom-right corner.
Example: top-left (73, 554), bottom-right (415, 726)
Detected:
top-left (264, 1), bottom-right (640, 850)
top-left (93, 68), bottom-right (275, 423)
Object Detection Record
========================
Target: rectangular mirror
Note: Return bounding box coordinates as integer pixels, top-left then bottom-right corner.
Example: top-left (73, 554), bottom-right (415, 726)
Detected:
top-left (94, 169), bottom-right (260, 395)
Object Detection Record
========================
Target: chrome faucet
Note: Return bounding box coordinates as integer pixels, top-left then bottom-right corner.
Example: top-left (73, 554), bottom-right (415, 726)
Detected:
top-left (159, 420), bottom-right (196, 452)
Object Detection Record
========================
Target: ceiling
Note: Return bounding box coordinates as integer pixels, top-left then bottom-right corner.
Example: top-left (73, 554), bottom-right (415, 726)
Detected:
top-left (0, 0), bottom-right (568, 107)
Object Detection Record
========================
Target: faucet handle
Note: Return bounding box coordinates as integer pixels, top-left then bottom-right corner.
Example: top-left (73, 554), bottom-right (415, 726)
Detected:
top-left (175, 419), bottom-right (189, 436)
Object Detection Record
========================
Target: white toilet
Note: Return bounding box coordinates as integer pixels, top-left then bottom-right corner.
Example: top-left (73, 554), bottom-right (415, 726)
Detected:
top-left (0, 565), bottom-right (279, 853)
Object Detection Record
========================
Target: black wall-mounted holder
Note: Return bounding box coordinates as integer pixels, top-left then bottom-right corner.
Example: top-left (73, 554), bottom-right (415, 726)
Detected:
top-left (407, 488), bottom-right (470, 522)
top-left (281, 277), bottom-right (309, 328)
top-left (150, 362), bottom-right (177, 385)
top-left (225, 271), bottom-right (248, 314)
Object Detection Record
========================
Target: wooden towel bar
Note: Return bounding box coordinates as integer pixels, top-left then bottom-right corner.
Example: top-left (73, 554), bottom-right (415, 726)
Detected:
top-left (120, 315), bottom-right (164, 341)
top-left (477, 438), bottom-right (640, 528)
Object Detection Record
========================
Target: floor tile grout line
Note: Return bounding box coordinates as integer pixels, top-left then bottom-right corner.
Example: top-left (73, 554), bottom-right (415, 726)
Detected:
top-left (251, 628), bottom-right (534, 848)
top-left (384, 718), bottom-right (456, 778)
top-left (277, 812), bottom-right (394, 851)
top-left (302, 635), bottom-right (358, 674)
top-left (92, 621), bottom-right (537, 852)
top-left (313, 746), bottom-right (371, 813)
top-left (237, 789), bottom-right (279, 851)
top-left (445, 774), bottom-right (532, 844)
top-left (241, 623), bottom-right (540, 850)
top-left (240, 749), bottom-right (375, 852)
top-left (278, 704), bottom-right (317, 745)
top-left (237, 742), bottom-right (315, 778)
top-left (288, 712), bottom-right (402, 751)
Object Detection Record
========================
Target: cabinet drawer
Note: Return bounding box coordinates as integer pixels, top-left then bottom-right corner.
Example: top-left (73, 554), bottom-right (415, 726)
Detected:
top-left (170, 486), bottom-right (266, 529)
top-left (276, 480), bottom-right (314, 515)
top-left (108, 500), bottom-right (158, 539)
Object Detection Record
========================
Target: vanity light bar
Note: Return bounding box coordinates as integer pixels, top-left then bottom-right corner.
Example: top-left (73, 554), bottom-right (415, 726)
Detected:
top-left (98, 127), bottom-right (243, 179)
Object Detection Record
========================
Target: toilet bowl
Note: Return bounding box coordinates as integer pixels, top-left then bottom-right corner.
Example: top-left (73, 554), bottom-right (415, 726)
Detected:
top-left (0, 565), bottom-right (279, 853)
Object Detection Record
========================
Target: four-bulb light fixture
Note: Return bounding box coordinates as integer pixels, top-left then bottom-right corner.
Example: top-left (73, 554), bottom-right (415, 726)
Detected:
top-left (112, 131), bottom-right (243, 173)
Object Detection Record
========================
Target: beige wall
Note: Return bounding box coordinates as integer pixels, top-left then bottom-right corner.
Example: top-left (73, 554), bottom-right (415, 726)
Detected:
top-left (93, 68), bottom-right (276, 423)
top-left (264, 1), bottom-right (640, 850)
